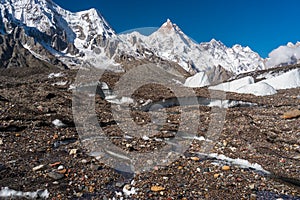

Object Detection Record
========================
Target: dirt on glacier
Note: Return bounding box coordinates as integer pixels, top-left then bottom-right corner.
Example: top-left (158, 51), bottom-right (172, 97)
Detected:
top-left (0, 65), bottom-right (299, 199)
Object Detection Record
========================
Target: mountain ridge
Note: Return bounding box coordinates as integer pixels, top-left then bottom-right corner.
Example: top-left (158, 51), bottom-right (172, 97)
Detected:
top-left (0, 0), bottom-right (298, 77)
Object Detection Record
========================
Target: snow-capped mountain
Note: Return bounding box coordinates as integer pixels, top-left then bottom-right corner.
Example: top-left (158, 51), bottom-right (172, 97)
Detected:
top-left (0, 0), bottom-right (120, 67)
top-left (0, 0), bottom-right (296, 77)
top-left (119, 19), bottom-right (266, 74)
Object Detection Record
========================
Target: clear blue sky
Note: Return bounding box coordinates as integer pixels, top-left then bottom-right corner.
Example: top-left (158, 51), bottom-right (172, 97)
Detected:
top-left (54, 0), bottom-right (300, 58)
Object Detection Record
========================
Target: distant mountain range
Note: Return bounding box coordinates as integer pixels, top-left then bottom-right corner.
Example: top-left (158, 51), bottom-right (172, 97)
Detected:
top-left (0, 0), bottom-right (299, 76)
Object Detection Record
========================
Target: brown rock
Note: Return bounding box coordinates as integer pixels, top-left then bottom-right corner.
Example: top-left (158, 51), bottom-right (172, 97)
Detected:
top-left (150, 185), bottom-right (165, 192)
top-left (281, 109), bottom-right (300, 119)
top-left (222, 166), bottom-right (231, 171)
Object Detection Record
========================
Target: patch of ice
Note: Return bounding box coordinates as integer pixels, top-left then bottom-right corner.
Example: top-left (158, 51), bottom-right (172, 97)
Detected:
top-left (199, 153), bottom-right (270, 174)
top-left (107, 97), bottom-right (134, 105)
top-left (51, 81), bottom-right (68, 86)
top-left (207, 100), bottom-right (256, 108)
top-left (52, 119), bottom-right (66, 127)
top-left (0, 187), bottom-right (49, 199)
top-left (182, 136), bottom-right (206, 141)
top-left (122, 186), bottom-right (136, 196)
top-left (184, 72), bottom-right (210, 88)
top-left (261, 68), bottom-right (300, 90)
top-left (48, 72), bottom-right (63, 78)
top-left (209, 76), bottom-right (254, 92)
top-left (68, 84), bottom-right (76, 90)
top-left (237, 82), bottom-right (277, 96)
top-left (141, 99), bottom-right (152, 107)
top-left (142, 135), bottom-right (150, 141)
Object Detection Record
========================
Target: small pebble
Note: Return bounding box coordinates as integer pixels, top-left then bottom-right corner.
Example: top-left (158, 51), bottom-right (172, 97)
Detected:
top-left (214, 174), bottom-right (220, 178)
top-left (32, 164), bottom-right (45, 172)
top-left (190, 157), bottom-right (200, 161)
top-left (249, 183), bottom-right (255, 190)
top-left (222, 166), bottom-right (230, 171)
top-left (115, 182), bottom-right (124, 188)
top-left (81, 159), bottom-right (88, 164)
top-left (250, 193), bottom-right (257, 200)
top-left (48, 171), bottom-right (64, 180)
top-left (151, 185), bottom-right (165, 192)
top-left (69, 149), bottom-right (77, 155)
top-left (0, 139), bottom-right (3, 145)
top-left (57, 165), bottom-right (64, 170)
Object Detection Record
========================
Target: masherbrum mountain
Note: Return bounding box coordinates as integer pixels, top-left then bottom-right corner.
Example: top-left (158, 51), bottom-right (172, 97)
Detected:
top-left (0, 0), bottom-right (297, 76)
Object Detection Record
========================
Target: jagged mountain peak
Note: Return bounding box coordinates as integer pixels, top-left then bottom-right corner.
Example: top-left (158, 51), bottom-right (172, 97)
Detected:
top-left (155, 19), bottom-right (185, 36)
top-left (0, 2), bottom-right (270, 74)
top-left (0, 0), bottom-right (119, 67)
top-left (159, 19), bottom-right (178, 32)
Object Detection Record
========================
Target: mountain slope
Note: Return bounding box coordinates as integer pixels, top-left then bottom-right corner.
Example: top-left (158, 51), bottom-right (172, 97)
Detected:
top-left (0, 0), bottom-right (296, 77)
top-left (0, 0), bottom-right (120, 68)
top-left (119, 20), bottom-right (266, 75)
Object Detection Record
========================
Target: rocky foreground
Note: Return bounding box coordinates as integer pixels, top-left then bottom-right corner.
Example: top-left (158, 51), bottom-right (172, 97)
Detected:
top-left (0, 66), bottom-right (299, 199)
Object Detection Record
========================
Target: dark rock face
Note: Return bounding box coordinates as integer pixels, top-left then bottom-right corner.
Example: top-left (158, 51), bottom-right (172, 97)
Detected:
top-left (0, 27), bottom-right (67, 69)
top-left (206, 65), bottom-right (234, 85)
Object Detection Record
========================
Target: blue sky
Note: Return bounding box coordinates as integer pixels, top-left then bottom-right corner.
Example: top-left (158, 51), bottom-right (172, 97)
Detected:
top-left (54, 0), bottom-right (300, 58)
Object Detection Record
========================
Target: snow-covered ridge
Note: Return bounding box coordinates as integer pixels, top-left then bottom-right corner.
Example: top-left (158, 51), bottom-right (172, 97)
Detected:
top-left (0, 0), bottom-right (118, 66)
top-left (119, 19), bottom-right (266, 74)
top-left (0, 0), bottom-right (298, 74)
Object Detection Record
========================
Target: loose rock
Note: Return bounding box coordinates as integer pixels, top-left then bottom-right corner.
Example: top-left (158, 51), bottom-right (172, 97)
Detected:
top-left (222, 166), bottom-right (231, 171)
top-left (281, 109), bottom-right (300, 119)
top-left (32, 164), bottom-right (45, 172)
top-left (151, 185), bottom-right (165, 192)
top-left (48, 171), bottom-right (64, 180)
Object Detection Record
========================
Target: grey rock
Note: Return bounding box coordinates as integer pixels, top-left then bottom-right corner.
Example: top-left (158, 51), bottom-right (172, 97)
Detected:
top-left (47, 171), bottom-right (64, 180)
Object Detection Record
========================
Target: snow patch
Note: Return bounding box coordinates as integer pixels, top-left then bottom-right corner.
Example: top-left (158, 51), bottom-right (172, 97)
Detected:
top-left (51, 81), bottom-right (68, 86)
top-left (0, 187), bottom-right (49, 199)
top-left (199, 153), bottom-right (270, 174)
top-left (122, 186), bottom-right (136, 196)
top-left (52, 119), bottom-right (66, 127)
top-left (48, 72), bottom-right (63, 78)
